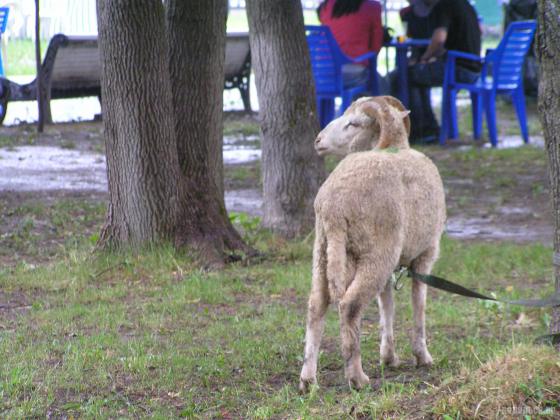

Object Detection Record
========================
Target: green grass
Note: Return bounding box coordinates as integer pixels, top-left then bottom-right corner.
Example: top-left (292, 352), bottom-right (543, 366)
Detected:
top-left (1, 231), bottom-right (558, 418)
top-left (4, 39), bottom-right (49, 77)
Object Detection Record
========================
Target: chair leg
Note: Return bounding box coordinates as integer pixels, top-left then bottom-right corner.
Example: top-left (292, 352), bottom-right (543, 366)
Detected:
top-left (512, 88), bottom-right (529, 143)
top-left (470, 91), bottom-right (483, 140)
top-left (319, 98), bottom-right (335, 128)
top-left (449, 89), bottom-right (459, 139)
top-left (440, 85), bottom-right (450, 145)
top-left (484, 92), bottom-right (498, 147)
top-left (341, 92), bottom-right (353, 116)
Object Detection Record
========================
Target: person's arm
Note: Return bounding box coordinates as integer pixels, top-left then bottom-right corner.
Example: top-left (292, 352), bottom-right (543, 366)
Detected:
top-left (419, 27), bottom-right (447, 63)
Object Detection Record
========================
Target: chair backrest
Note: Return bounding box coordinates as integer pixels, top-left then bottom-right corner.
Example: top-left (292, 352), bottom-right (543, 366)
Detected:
top-left (492, 20), bottom-right (536, 90)
top-left (305, 25), bottom-right (347, 95)
top-left (0, 7), bottom-right (8, 34)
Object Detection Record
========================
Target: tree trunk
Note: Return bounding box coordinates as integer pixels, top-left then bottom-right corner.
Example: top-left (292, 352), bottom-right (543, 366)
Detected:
top-left (246, 0), bottom-right (324, 238)
top-left (166, 0), bottom-right (253, 266)
top-left (96, 0), bottom-right (179, 248)
top-left (536, 0), bottom-right (560, 347)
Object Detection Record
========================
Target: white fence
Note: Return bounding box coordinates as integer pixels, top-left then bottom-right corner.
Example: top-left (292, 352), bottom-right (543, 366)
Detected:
top-left (4, 0), bottom-right (407, 40)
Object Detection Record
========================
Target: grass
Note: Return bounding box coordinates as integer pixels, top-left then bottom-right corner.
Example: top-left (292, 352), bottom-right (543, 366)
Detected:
top-left (1, 209), bottom-right (558, 418)
top-left (4, 39), bottom-right (49, 77)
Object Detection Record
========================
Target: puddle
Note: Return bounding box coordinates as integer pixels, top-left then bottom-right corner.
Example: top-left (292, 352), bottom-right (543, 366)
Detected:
top-left (0, 144), bottom-right (263, 216)
top-left (484, 135), bottom-right (544, 149)
top-left (223, 145), bottom-right (261, 164)
top-left (454, 135), bottom-right (544, 151)
top-left (0, 146), bottom-right (107, 192)
top-left (225, 189), bottom-right (263, 216)
top-left (0, 143), bottom-right (261, 193)
top-left (446, 215), bottom-right (552, 243)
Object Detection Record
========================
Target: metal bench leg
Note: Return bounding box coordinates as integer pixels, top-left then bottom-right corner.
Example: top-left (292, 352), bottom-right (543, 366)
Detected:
top-left (239, 85), bottom-right (251, 113)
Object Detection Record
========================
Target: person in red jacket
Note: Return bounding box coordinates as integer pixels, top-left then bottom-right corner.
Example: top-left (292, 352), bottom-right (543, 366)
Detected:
top-left (318, 0), bottom-right (383, 88)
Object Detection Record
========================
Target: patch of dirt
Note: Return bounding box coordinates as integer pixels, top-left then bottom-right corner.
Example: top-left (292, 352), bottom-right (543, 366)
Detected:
top-left (0, 290), bottom-right (32, 329)
top-left (423, 145), bottom-right (553, 244)
top-left (0, 189), bottom-right (107, 266)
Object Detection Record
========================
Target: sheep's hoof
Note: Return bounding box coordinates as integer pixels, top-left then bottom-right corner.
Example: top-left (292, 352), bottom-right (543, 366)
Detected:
top-left (381, 353), bottom-right (401, 368)
top-left (298, 376), bottom-right (317, 394)
top-left (347, 372), bottom-right (370, 390)
top-left (414, 351), bottom-right (433, 367)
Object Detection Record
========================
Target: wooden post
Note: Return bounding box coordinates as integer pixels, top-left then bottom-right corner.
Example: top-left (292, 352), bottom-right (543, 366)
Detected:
top-left (35, 0), bottom-right (44, 133)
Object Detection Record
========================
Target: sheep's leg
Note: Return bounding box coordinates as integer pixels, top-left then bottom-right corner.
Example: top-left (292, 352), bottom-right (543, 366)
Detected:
top-left (299, 233), bottom-right (329, 393)
top-left (339, 261), bottom-right (386, 390)
top-left (377, 281), bottom-right (399, 367)
top-left (299, 283), bottom-right (329, 392)
top-left (410, 247), bottom-right (438, 367)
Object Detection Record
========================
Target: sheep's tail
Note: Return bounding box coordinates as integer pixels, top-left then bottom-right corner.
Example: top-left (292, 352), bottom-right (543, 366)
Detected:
top-left (326, 228), bottom-right (347, 303)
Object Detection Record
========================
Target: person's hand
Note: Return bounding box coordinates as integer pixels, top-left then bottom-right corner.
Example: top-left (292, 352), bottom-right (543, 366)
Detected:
top-left (408, 58), bottom-right (418, 66)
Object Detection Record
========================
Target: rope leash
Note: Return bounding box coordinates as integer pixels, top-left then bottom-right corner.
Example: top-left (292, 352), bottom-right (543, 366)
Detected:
top-left (402, 269), bottom-right (560, 346)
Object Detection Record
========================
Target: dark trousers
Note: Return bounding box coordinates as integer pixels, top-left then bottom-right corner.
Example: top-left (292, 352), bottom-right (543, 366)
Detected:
top-left (408, 59), bottom-right (479, 140)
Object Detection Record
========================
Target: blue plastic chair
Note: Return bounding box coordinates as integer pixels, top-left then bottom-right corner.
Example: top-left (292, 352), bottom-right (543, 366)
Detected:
top-left (305, 25), bottom-right (378, 128)
top-left (0, 7), bottom-right (9, 76)
top-left (440, 20), bottom-right (537, 147)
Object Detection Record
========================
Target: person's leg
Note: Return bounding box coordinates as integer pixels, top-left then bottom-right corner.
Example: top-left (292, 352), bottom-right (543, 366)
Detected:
top-left (408, 85), bottom-right (426, 140)
top-left (455, 66), bottom-right (480, 84)
top-left (342, 64), bottom-right (369, 89)
top-left (407, 60), bottom-right (446, 141)
top-left (419, 87), bottom-right (439, 138)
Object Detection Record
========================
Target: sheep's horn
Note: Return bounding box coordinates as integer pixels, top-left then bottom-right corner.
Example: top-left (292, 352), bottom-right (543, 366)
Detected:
top-left (374, 96), bottom-right (411, 137)
top-left (361, 96), bottom-right (410, 149)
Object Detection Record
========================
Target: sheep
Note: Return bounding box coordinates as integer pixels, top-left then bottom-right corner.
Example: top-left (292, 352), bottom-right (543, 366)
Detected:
top-left (299, 96), bottom-right (446, 392)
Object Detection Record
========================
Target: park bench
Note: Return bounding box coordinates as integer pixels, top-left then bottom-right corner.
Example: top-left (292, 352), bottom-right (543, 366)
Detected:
top-left (224, 32), bottom-right (252, 113)
top-left (0, 34), bottom-right (100, 124)
top-left (0, 32), bottom-right (252, 124)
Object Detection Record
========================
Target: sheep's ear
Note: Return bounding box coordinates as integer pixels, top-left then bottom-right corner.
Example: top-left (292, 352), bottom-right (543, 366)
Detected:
top-left (359, 101), bottom-right (381, 122)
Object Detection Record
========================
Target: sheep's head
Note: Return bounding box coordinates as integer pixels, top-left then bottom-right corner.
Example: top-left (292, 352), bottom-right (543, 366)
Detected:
top-left (314, 96), bottom-right (411, 156)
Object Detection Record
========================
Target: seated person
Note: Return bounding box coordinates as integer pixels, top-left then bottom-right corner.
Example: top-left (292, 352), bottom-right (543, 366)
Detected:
top-left (390, 0), bottom-right (438, 139)
top-left (318, 0), bottom-right (383, 88)
top-left (407, 0), bottom-right (481, 143)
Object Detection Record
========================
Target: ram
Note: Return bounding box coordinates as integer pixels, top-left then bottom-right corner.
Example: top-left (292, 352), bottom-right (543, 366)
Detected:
top-left (299, 96), bottom-right (446, 391)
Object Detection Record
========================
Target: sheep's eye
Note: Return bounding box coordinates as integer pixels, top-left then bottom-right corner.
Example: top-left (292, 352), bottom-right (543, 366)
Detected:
top-left (344, 121), bottom-right (360, 130)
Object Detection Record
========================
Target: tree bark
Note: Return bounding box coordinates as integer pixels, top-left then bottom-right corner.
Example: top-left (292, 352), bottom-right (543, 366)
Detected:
top-left (536, 0), bottom-right (560, 347)
top-left (166, 0), bottom-right (253, 266)
top-left (96, 0), bottom-right (179, 248)
top-left (246, 0), bottom-right (324, 238)
top-left (166, 0), bottom-right (226, 199)
top-left (34, 0), bottom-right (45, 131)
top-left (96, 0), bottom-right (251, 264)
